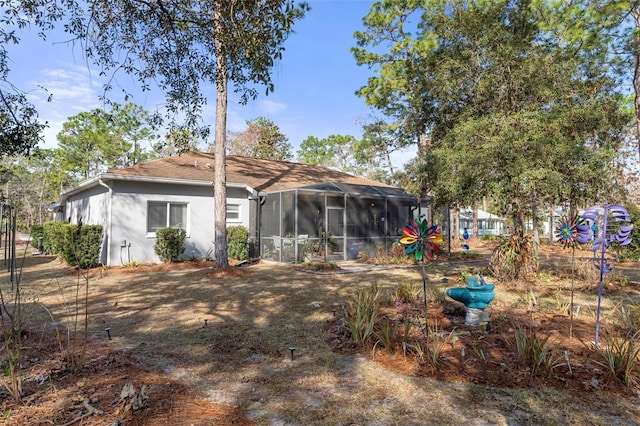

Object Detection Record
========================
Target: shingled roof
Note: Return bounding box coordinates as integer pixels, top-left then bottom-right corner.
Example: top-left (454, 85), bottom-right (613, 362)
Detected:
top-left (110, 151), bottom-right (395, 193)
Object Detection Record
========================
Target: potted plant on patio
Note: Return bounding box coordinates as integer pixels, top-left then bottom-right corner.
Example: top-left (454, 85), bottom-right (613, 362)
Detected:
top-left (300, 239), bottom-right (319, 262)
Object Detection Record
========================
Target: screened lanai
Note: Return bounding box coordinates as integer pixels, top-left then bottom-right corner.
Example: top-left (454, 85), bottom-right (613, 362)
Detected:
top-left (259, 182), bottom-right (432, 263)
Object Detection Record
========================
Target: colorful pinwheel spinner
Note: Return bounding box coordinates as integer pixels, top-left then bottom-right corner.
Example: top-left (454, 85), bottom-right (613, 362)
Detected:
top-left (554, 211), bottom-right (591, 249)
top-left (400, 218), bottom-right (443, 261)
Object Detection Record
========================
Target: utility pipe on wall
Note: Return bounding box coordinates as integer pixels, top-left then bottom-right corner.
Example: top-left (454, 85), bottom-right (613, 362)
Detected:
top-left (98, 179), bottom-right (113, 266)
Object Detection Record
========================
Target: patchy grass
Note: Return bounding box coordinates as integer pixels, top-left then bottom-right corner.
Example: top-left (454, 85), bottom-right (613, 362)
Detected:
top-left (2, 242), bottom-right (640, 425)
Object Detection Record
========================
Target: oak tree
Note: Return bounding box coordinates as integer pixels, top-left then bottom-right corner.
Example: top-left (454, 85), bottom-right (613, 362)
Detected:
top-left (227, 117), bottom-right (293, 161)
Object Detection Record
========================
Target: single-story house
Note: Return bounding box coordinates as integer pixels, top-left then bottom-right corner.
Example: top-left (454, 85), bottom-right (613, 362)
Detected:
top-left (458, 208), bottom-right (506, 237)
top-left (53, 152), bottom-right (431, 266)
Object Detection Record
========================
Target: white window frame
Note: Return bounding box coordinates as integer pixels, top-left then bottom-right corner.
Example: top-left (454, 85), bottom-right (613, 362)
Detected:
top-left (147, 201), bottom-right (190, 237)
top-left (226, 203), bottom-right (241, 223)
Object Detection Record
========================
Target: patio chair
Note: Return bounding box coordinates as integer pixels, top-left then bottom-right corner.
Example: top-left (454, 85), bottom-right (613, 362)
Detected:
top-left (272, 236), bottom-right (294, 261)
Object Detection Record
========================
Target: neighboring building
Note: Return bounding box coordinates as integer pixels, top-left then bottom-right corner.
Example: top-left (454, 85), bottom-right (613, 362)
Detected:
top-left (53, 152), bottom-right (430, 266)
top-left (524, 212), bottom-right (560, 240)
top-left (458, 208), bottom-right (505, 237)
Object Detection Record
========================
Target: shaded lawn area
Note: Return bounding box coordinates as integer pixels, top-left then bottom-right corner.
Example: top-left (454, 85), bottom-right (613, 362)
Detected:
top-left (2, 246), bottom-right (640, 425)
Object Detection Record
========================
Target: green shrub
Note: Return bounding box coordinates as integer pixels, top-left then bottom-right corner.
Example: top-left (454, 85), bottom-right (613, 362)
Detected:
top-left (62, 224), bottom-right (103, 269)
top-left (227, 225), bottom-right (249, 260)
top-left (154, 228), bottom-right (186, 263)
top-left (30, 224), bottom-right (44, 249)
top-left (42, 221), bottom-right (68, 257)
top-left (16, 221), bottom-right (29, 233)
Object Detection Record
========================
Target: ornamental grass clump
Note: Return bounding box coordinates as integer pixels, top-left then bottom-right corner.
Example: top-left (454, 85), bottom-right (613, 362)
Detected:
top-left (512, 326), bottom-right (564, 377)
top-left (591, 331), bottom-right (640, 387)
top-left (373, 317), bottom-right (398, 353)
top-left (425, 321), bottom-right (449, 369)
top-left (392, 281), bottom-right (421, 304)
top-left (344, 285), bottom-right (382, 345)
top-left (610, 300), bottom-right (640, 332)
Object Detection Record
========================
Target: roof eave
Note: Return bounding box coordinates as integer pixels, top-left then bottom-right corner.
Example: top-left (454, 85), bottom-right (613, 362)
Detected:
top-left (59, 174), bottom-right (255, 199)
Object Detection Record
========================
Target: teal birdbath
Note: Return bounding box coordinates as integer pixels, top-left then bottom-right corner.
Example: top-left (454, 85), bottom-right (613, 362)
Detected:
top-left (446, 276), bottom-right (495, 326)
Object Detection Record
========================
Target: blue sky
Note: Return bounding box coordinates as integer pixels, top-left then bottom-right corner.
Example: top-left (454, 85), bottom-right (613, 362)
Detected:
top-left (6, 0), bottom-right (416, 166)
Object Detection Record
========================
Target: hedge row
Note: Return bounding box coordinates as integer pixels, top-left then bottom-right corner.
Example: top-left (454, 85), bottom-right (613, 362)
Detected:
top-left (36, 222), bottom-right (103, 269)
top-left (30, 224), bottom-right (44, 249)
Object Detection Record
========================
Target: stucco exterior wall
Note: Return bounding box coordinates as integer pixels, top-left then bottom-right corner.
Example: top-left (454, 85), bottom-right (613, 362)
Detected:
top-left (65, 184), bottom-right (110, 263)
top-left (65, 184), bottom-right (109, 225)
top-left (65, 180), bottom-right (253, 266)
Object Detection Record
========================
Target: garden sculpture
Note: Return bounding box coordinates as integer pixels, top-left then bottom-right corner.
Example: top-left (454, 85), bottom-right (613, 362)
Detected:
top-left (461, 227), bottom-right (470, 251)
top-left (582, 202), bottom-right (634, 346)
top-left (554, 211), bottom-right (591, 339)
top-left (446, 275), bottom-right (495, 326)
top-left (399, 217), bottom-right (442, 337)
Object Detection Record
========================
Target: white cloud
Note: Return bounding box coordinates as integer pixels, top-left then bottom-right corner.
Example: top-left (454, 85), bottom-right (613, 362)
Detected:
top-left (32, 65), bottom-right (99, 104)
top-left (25, 64), bottom-right (103, 148)
top-left (258, 99), bottom-right (287, 115)
top-left (40, 67), bottom-right (85, 80)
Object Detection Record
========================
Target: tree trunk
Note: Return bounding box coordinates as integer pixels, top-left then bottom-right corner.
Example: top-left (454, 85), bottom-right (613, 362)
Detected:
top-left (38, 172), bottom-right (48, 225)
top-left (213, 8), bottom-right (229, 268)
top-left (384, 149), bottom-right (395, 182)
top-left (472, 201), bottom-right (479, 239)
top-left (532, 213), bottom-right (540, 247)
top-left (633, 7), bottom-right (640, 158)
top-left (450, 208), bottom-right (459, 239)
top-left (512, 212), bottom-right (523, 233)
top-left (548, 205), bottom-right (555, 243)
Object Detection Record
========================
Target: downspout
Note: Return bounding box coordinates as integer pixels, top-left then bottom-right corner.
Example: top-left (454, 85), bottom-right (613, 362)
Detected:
top-left (98, 178), bottom-right (113, 266)
top-left (323, 193), bottom-right (328, 263)
top-left (384, 196), bottom-right (389, 253)
top-left (343, 193), bottom-right (347, 261)
top-left (249, 191), bottom-right (265, 259)
top-left (257, 195), bottom-right (265, 258)
top-left (294, 189), bottom-right (299, 262)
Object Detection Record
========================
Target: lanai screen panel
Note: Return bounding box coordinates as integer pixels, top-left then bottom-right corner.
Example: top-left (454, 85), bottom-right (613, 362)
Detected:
top-left (282, 191), bottom-right (295, 237)
top-left (297, 191), bottom-right (324, 238)
top-left (346, 197), bottom-right (385, 238)
top-left (262, 192), bottom-right (280, 238)
top-left (298, 191), bottom-right (324, 238)
top-left (295, 183), bottom-right (425, 239)
top-left (388, 197), bottom-right (422, 237)
top-left (345, 195), bottom-right (421, 237)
